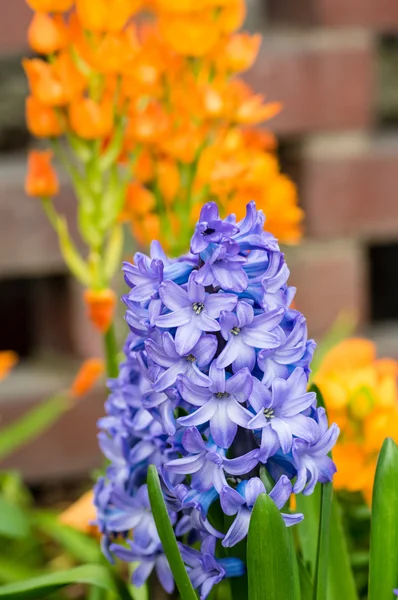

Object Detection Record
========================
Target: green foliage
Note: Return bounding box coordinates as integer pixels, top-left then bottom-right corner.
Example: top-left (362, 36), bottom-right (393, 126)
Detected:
top-left (247, 493), bottom-right (295, 600)
top-left (147, 465), bottom-right (197, 600)
top-left (368, 437), bottom-right (398, 599)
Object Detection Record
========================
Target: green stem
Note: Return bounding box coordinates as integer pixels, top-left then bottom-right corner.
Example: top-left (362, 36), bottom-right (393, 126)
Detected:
top-left (103, 323), bottom-right (118, 379)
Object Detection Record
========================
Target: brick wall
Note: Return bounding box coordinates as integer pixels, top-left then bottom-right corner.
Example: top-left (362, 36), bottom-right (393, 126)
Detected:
top-left (1, 0), bottom-right (398, 480)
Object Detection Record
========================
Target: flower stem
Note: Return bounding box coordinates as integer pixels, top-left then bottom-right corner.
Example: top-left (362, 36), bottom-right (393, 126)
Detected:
top-left (103, 323), bottom-right (118, 379)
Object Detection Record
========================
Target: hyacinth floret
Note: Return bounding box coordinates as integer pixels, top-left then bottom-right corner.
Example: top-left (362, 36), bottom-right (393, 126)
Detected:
top-left (94, 201), bottom-right (339, 599)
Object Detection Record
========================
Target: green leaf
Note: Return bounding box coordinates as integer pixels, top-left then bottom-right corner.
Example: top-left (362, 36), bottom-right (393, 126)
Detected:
top-left (296, 488), bottom-right (358, 600)
top-left (297, 556), bottom-right (313, 600)
top-left (32, 510), bottom-right (102, 563)
top-left (104, 224), bottom-right (124, 281)
top-left (147, 465), bottom-right (197, 600)
top-left (313, 483), bottom-right (332, 600)
top-left (0, 395), bottom-right (70, 462)
top-left (56, 216), bottom-right (92, 285)
top-left (0, 496), bottom-right (30, 539)
top-left (0, 557), bottom-right (39, 584)
top-left (368, 437), bottom-right (398, 599)
top-left (0, 564), bottom-right (133, 600)
top-left (247, 493), bottom-right (294, 600)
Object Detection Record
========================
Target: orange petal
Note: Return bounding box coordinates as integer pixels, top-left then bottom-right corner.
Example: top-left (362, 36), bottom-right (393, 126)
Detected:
top-left (59, 490), bottom-right (98, 536)
top-left (318, 338), bottom-right (376, 375)
top-left (25, 150), bottom-right (59, 198)
top-left (84, 289), bottom-right (117, 333)
top-left (28, 13), bottom-right (68, 55)
top-left (69, 359), bottom-right (105, 399)
top-left (0, 351), bottom-right (18, 381)
top-left (26, 96), bottom-right (66, 138)
top-left (26, 0), bottom-right (73, 11)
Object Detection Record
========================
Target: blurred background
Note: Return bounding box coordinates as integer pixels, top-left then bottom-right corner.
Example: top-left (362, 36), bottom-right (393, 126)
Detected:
top-left (1, 0), bottom-right (398, 490)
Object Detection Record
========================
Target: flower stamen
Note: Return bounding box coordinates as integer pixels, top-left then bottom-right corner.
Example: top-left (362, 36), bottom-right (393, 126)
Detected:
top-left (192, 302), bottom-right (205, 314)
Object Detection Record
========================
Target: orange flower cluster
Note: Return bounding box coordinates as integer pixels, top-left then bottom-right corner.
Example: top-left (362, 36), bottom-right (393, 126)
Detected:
top-left (315, 338), bottom-right (398, 504)
top-left (24, 0), bottom-right (302, 256)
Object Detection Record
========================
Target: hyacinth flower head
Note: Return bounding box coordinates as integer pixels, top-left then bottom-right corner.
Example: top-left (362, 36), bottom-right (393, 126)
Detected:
top-left (95, 201), bottom-right (339, 598)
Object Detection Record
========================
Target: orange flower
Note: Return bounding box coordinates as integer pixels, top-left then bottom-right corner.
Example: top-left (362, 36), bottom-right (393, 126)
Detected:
top-left (28, 13), bottom-right (68, 55)
top-left (127, 101), bottom-right (170, 144)
top-left (25, 150), bottom-right (59, 198)
top-left (59, 490), bottom-right (98, 536)
top-left (76, 0), bottom-right (142, 32)
top-left (0, 351), bottom-right (18, 381)
top-left (315, 338), bottom-right (398, 504)
top-left (26, 96), bottom-right (66, 138)
top-left (121, 182), bottom-right (156, 219)
top-left (84, 289), bottom-right (117, 333)
top-left (131, 213), bottom-right (162, 248)
top-left (158, 12), bottom-right (220, 57)
top-left (218, 33), bottom-right (261, 73)
top-left (235, 95), bottom-right (282, 125)
top-left (157, 159), bottom-right (180, 203)
top-left (69, 95), bottom-right (114, 140)
top-left (218, 0), bottom-right (246, 33)
top-left (132, 149), bottom-right (154, 184)
top-left (69, 359), bottom-right (105, 398)
top-left (23, 52), bottom-right (86, 107)
top-left (26, 0), bottom-right (74, 11)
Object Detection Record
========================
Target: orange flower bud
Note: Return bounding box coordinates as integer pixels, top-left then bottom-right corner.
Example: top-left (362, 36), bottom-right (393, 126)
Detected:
top-left (59, 490), bottom-right (98, 536)
top-left (0, 351), bottom-right (18, 381)
top-left (69, 359), bottom-right (104, 398)
top-left (28, 13), bottom-right (68, 55)
top-left (69, 95), bottom-right (114, 140)
top-left (218, 0), bottom-right (246, 33)
top-left (235, 96), bottom-right (282, 125)
top-left (26, 0), bottom-right (74, 11)
top-left (132, 149), bottom-right (154, 184)
top-left (25, 150), bottom-right (59, 198)
top-left (122, 182), bottom-right (156, 219)
top-left (23, 52), bottom-right (86, 107)
top-left (127, 101), bottom-right (170, 144)
top-left (84, 289), bottom-right (117, 333)
top-left (76, 0), bottom-right (142, 32)
top-left (26, 96), bottom-right (65, 138)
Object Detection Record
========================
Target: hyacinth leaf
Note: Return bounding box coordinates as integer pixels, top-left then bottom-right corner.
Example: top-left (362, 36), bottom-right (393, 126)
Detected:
top-left (147, 465), bottom-right (197, 600)
top-left (312, 482), bottom-right (333, 600)
top-left (0, 497), bottom-right (30, 540)
top-left (247, 493), bottom-right (294, 600)
top-left (289, 529), bottom-right (302, 600)
top-left (0, 564), bottom-right (133, 600)
top-left (296, 487), bottom-right (358, 600)
top-left (368, 437), bottom-right (398, 600)
top-left (297, 555), bottom-right (313, 600)
top-left (0, 395), bottom-right (70, 462)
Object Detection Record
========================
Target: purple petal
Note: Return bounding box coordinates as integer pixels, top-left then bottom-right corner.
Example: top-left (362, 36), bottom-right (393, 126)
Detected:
top-left (152, 360), bottom-right (187, 392)
top-left (236, 301), bottom-right (254, 327)
top-left (222, 508), bottom-right (251, 548)
top-left (178, 400), bottom-right (218, 428)
top-left (182, 427), bottom-right (207, 453)
top-left (155, 307), bottom-right (192, 328)
top-left (216, 337), bottom-right (241, 369)
top-left (159, 280), bottom-right (190, 310)
top-left (226, 368), bottom-right (253, 402)
top-left (232, 343), bottom-right (257, 373)
top-left (197, 312), bottom-right (221, 333)
top-left (178, 376), bottom-right (212, 406)
top-left (269, 475), bottom-right (292, 510)
top-left (193, 335), bottom-right (218, 367)
top-left (205, 293), bottom-right (238, 319)
top-left (271, 418), bottom-right (292, 454)
top-left (312, 423), bottom-right (340, 457)
top-left (219, 311), bottom-right (238, 340)
top-left (209, 363), bottom-right (226, 394)
top-left (165, 453), bottom-right (205, 475)
top-left (155, 555), bottom-right (174, 594)
top-left (226, 400), bottom-right (253, 428)
top-left (224, 449), bottom-right (259, 475)
top-left (281, 512), bottom-right (304, 527)
top-left (249, 377), bottom-right (272, 412)
top-left (213, 261), bottom-right (248, 292)
top-left (132, 561), bottom-right (155, 588)
top-left (244, 477), bottom-right (266, 508)
top-left (220, 485), bottom-right (245, 516)
top-left (241, 326), bottom-right (281, 350)
top-left (259, 425), bottom-right (280, 461)
top-left (210, 403), bottom-right (237, 448)
top-left (278, 391), bottom-right (316, 418)
top-left (175, 321), bottom-right (202, 355)
top-left (187, 274), bottom-right (206, 304)
top-left (284, 414), bottom-right (318, 442)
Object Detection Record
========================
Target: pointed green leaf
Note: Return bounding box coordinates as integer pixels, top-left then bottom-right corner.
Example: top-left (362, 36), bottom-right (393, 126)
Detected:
top-left (247, 493), bottom-right (294, 600)
top-left (0, 395), bottom-right (70, 462)
top-left (313, 483), bottom-right (333, 600)
top-left (368, 437), bottom-right (398, 599)
top-left (296, 487), bottom-right (358, 600)
top-left (0, 564), bottom-right (132, 600)
top-left (297, 556), bottom-right (313, 600)
top-left (147, 465), bottom-right (197, 600)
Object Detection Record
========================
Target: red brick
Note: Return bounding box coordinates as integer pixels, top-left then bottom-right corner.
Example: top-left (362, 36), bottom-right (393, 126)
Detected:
top-left (267, 0), bottom-right (398, 29)
top-left (0, 363), bottom-right (105, 482)
top-left (302, 134), bottom-right (398, 239)
top-left (245, 31), bottom-right (374, 134)
top-left (285, 240), bottom-right (367, 338)
top-left (0, 0), bottom-right (31, 52)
